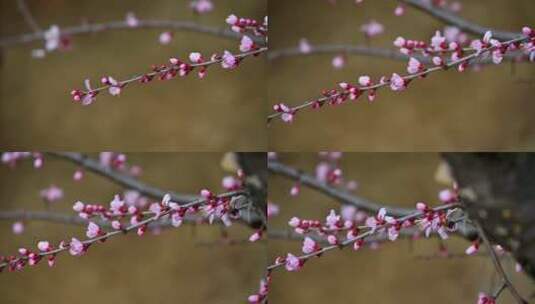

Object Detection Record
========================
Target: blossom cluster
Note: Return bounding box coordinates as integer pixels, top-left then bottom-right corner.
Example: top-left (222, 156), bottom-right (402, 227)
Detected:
top-left (71, 14), bottom-right (267, 105)
top-left (271, 200), bottom-right (460, 273)
top-left (0, 185), bottom-right (244, 272)
top-left (269, 27), bottom-right (535, 123)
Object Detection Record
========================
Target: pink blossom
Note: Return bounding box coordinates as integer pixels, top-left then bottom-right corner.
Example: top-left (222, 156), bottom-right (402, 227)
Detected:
top-left (86, 222), bottom-right (101, 238)
top-left (159, 31), bottom-right (173, 45)
top-left (387, 226), bottom-right (400, 241)
top-left (290, 185), bottom-right (300, 196)
top-left (73, 169), bottom-right (84, 181)
top-left (267, 202), bottom-right (280, 218)
top-left (200, 189), bottom-right (213, 199)
top-left (407, 57), bottom-right (424, 74)
top-left (37, 241), bottom-right (51, 252)
top-left (40, 185), bottom-right (64, 203)
top-left (221, 51), bottom-right (237, 69)
top-left (341, 205), bottom-right (357, 221)
top-left (416, 202), bottom-right (428, 212)
top-left (465, 242), bottom-right (479, 255)
top-left (482, 31), bottom-right (493, 44)
top-left (222, 176), bottom-right (240, 190)
top-left (327, 234), bottom-right (338, 245)
top-left (325, 209), bottom-right (340, 229)
top-left (389, 73), bottom-right (406, 91)
top-left (302, 237), bottom-right (319, 254)
top-left (111, 220), bottom-right (122, 230)
top-left (69, 238), bottom-right (84, 256)
top-left (331, 55), bottom-right (345, 69)
top-left (477, 292), bottom-right (495, 304)
top-left (365, 208), bottom-right (394, 231)
top-left (249, 230), bottom-right (262, 242)
top-left (288, 217), bottom-right (301, 228)
top-left (515, 263), bottom-right (523, 273)
top-left (189, 52), bottom-right (203, 63)
top-left (240, 36), bottom-right (255, 52)
top-left (44, 25), bottom-right (60, 51)
top-left (190, 0), bottom-right (214, 14)
top-left (315, 162), bottom-right (330, 182)
top-left (12, 221), bottom-right (24, 234)
top-left (299, 38), bottom-right (312, 53)
top-left (438, 189), bottom-right (455, 203)
top-left (125, 12), bottom-right (139, 27)
top-left (226, 14), bottom-right (238, 26)
top-left (353, 239), bottom-right (364, 251)
top-left (358, 75), bottom-right (371, 86)
top-left (285, 253), bottom-right (302, 271)
top-left (360, 20), bottom-right (384, 38)
top-left (394, 4), bottom-right (405, 16)
top-left (393, 37), bottom-right (406, 48)
top-left (171, 212), bottom-right (183, 227)
top-left (432, 56), bottom-right (444, 66)
top-left (431, 31), bottom-right (446, 51)
top-left (101, 76), bottom-right (121, 96)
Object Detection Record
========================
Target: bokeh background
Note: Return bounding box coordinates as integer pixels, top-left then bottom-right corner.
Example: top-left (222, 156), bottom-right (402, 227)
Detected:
top-left (269, 153), bottom-right (533, 303)
top-left (268, 0), bottom-right (535, 151)
top-left (0, 0), bottom-right (266, 151)
top-left (0, 153), bottom-right (266, 304)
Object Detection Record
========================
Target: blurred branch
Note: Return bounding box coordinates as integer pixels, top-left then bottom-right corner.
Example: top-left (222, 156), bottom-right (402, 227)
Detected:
top-left (474, 220), bottom-right (528, 304)
top-left (0, 19), bottom-right (264, 48)
top-left (268, 44), bottom-right (527, 64)
top-left (398, 0), bottom-right (520, 40)
top-left (0, 209), bottom-right (224, 229)
top-left (45, 152), bottom-right (199, 204)
top-left (16, 0), bottom-right (41, 33)
top-left (268, 159), bottom-right (413, 217)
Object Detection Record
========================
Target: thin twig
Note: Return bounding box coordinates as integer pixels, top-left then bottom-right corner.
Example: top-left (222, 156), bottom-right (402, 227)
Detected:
top-left (0, 19), bottom-right (265, 48)
top-left (15, 0), bottom-right (42, 33)
top-left (474, 220), bottom-right (528, 304)
top-left (76, 47), bottom-right (267, 96)
top-left (398, 0), bottom-right (520, 40)
top-left (268, 159), bottom-right (413, 217)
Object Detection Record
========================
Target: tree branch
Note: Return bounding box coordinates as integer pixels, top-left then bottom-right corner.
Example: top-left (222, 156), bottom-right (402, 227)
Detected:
top-left (0, 209), bottom-right (224, 229)
top-left (268, 159), bottom-right (413, 217)
top-left (398, 0), bottom-right (521, 40)
top-left (267, 203), bottom-right (460, 271)
top-left (45, 152), bottom-right (199, 204)
top-left (15, 0), bottom-right (41, 33)
top-left (474, 220), bottom-right (528, 304)
top-left (0, 19), bottom-right (264, 48)
top-left (0, 190), bottom-right (243, 270)
top-left (267, 43), bottom-right (527, 64)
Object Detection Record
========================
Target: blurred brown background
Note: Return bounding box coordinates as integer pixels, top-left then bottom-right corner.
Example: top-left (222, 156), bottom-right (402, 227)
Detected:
top-left (0, 153), bottom-right (266, 303)
top-left (268, 153), bottom-right (533, 303)
top-left (0, 0), bottom-right (266, 151)
top-left (268, 0), bottom-right (535, 151)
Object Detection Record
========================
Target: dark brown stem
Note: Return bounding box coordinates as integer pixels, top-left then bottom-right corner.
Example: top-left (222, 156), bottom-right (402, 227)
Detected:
top-left (474, 221), bottom-right (528, 304)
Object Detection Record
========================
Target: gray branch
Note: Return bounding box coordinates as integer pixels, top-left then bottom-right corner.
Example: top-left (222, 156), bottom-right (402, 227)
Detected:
top-left (399, 0), bottom-right (521, 40)
top-left (45, 152), bottom-right (199, 204)
top-left (268, 160), bottom-right (413, 217)
top-left (0, 19), bottom-right (264, 48)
